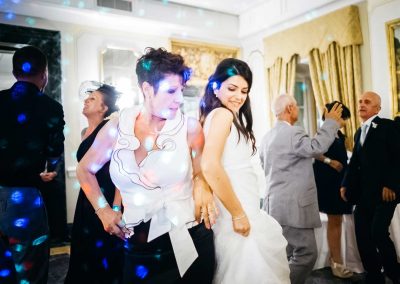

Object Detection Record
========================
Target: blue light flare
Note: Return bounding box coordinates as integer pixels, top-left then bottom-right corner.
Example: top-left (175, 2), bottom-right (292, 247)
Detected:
top-left (14, 245), bottom-right (24, 253)
top-left (32, 235), bottom-right (48, 246)
top-left (22, 62), bottom-right (31, 73)
top-left (4, 250), bottom-right (12, 258)
top-left (14, 218), bottom-right (29, 228)
top-left (25, 17), bottom-right (35, 26)
top-left (135, 265), bottom-right (148, 279)
top-left (4, 12), bottom-right (15, 21)
top-left (11, 190), bottom-right (24, 204)
top-left (0, 269), bottom-right (11, 278)
top-left (17, 113), bottom-right (27, 124)
top-left (142, 60), bottom-right (152, 71)
top-left (33, 196), bottom-right (42, 207)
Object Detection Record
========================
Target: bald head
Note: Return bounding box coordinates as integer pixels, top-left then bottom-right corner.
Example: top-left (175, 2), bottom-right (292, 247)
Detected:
top-left (358, 91), bottom-right (381, 122)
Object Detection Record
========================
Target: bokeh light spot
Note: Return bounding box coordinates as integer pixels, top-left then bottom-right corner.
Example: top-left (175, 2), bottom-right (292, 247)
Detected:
top-left (25, 17), bottom-right (36, 26)
top-left (33, 196), bottom-right (42, 207)
top-left (4, 12), bottom-right (15, 21)
top-left (14, 218), bottom-right (29, 228)
top-left (4, 250), bottom-right (12, 258)
top-left (14, 244), bottom-right (24, 253)
top-left (0, 269), bottom-right (11, 278)
top-left (17, 113), bottom-right (27, 124)
top-left (135, 265), bottom-right (148, 279)
top-left (32, 235), bottom-right (48, 246)
top-left (22, 62), bottom-right (31, 73)
top-left (102, 258), bottom-right (109, 269)
top-left (142, 60), bottom-right (152, 71)
top-left (11, 190), bottom-right (23, 204)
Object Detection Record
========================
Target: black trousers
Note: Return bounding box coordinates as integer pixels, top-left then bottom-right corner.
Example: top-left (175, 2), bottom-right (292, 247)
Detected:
top-left (123, 221), bottom-right (215, 284)
top-left (0, 186), bottom-right (49, 284)
top-left (0, 235), bottom-right (17, 283)
top-left (354, 203), bottom-right (399, 283)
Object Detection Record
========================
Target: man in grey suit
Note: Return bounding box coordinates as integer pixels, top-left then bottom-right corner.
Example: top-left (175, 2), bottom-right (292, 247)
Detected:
top-left (260, 94), bottom-right (343, 284)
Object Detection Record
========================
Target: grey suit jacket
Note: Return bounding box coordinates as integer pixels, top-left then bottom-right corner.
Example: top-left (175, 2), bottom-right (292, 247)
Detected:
top-left (260, 119), bottom-right (339, 228)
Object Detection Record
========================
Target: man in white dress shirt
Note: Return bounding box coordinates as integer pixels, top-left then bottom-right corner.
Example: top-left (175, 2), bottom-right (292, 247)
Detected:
top-left (341, 91), bottom-right (400, 284)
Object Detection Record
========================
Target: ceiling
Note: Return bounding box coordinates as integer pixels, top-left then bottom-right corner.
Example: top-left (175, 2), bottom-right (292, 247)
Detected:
top-left (165, 0), bottom-right (265, 15)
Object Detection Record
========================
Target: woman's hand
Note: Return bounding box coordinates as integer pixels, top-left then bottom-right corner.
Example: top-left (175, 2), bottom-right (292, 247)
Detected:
top-left (39, 171), bottom-right (57, 182)
top-left (329, 160), bottom-right (343, 172)
top-left (193, 175), bottom-right (218, 229)
top-left (96, 205), bottom-right (126, 240)
top-left (232, 214), bottom-right (250, 237)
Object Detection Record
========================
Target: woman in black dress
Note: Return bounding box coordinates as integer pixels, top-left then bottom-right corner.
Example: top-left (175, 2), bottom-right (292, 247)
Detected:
top-left (313, 101), bottom-right (353, 278)
top-left (65, 83), bottom-right (124, 284)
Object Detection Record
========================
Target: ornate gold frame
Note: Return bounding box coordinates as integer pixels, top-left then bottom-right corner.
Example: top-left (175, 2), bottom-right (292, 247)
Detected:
top-left (386, 18), bottom-right (400, 117)
top-left (170, 39), bottom-right (240, 86)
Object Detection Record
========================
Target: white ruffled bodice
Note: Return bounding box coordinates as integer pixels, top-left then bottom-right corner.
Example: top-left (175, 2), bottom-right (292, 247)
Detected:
top-left (109, 106), bottom-right (197, 276)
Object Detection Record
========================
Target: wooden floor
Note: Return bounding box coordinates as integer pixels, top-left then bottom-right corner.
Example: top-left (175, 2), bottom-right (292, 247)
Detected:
top-left (50, 245), bottom-right (70, 256)
top-left (47, 246), bottom-right (383, 284)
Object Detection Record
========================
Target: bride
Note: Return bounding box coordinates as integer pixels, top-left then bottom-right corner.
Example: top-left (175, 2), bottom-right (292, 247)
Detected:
top-left (200, 58), bottom-right (290, 284)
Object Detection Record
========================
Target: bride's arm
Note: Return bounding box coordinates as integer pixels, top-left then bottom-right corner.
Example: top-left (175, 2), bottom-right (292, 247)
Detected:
top-left (201, 108), bottom-right (250, 237)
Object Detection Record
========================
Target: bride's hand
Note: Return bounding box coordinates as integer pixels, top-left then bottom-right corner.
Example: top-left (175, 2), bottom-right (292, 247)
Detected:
top-left (232, 214), bottom-right (250, 237)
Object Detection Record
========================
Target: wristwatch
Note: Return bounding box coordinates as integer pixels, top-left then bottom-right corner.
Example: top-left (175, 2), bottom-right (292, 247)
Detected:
top-left (323, 157), bottom-right (332, 165)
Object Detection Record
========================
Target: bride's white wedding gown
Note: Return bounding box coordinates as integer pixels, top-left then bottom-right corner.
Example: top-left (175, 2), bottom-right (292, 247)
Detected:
top-left (204, 110), bottom-right (290, 284)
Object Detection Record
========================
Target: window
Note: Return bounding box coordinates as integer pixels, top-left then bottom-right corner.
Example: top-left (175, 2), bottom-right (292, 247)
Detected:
top-left (294, 62), bottom-right (317, 135)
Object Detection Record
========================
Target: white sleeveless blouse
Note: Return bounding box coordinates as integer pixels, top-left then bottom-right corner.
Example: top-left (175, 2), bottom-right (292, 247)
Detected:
top-left (109, 106), bottom-right (198, 276)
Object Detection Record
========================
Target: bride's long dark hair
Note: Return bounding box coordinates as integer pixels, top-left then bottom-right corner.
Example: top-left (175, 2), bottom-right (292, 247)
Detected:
top-left (199, 58), bottom-right (256, 154)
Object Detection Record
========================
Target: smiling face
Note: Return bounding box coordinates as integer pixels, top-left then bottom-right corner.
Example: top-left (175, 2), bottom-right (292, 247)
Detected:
top-left (82, 90), bottom-right (107, 118)
top-left (143, 73), bottom-right (184, 120)
top-left (214, 75), bottom-right (249, 113)
top-left (358, 92), bottom-right (381, 122)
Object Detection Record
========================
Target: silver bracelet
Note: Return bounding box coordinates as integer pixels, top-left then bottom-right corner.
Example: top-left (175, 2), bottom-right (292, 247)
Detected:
top-left (94, 204), bottom-right (110, 215)
top-left (232, 213), bottom-right (246, 221)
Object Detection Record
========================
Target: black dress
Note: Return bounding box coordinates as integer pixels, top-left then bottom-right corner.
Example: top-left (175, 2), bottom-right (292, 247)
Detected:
top-left (65, 120), bottom-right (124, 284)
top-left (313, 131), bottom-right (353, 215)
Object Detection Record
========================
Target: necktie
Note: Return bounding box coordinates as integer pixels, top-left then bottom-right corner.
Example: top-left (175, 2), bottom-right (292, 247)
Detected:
top-left (360, 124), bottom-right (368, 146)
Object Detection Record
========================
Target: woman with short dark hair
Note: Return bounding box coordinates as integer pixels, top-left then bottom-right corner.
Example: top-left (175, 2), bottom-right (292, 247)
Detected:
top-left (76, 48), bottom-right (215, 283)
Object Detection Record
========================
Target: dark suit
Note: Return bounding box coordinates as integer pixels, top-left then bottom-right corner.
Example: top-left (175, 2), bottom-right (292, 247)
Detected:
top-left (343, 116), bottom-right (400, 283)
top-left (0, 81), bottom-right (65, 283)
